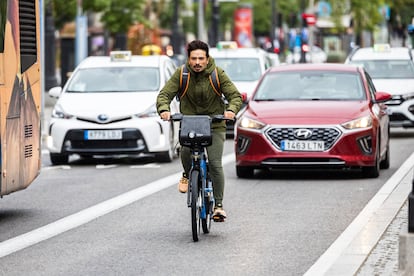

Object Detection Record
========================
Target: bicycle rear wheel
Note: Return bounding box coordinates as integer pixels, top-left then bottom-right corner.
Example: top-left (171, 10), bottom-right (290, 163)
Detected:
top-left (190, 170), bottom-right (200, 242)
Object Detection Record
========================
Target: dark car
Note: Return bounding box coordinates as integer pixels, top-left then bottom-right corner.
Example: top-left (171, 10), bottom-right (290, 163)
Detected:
top-left (235, 63), bottom-right (392, 178)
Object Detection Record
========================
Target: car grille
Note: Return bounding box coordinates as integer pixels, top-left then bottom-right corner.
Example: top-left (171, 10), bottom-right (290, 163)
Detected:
top-left (265, 127), bottom-right (341, 151)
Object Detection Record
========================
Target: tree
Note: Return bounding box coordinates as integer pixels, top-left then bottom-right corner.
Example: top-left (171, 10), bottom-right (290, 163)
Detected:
top-left (329, 0), bottom-right (386, 46)
top-left (51, 0), bottom-right (147, 48)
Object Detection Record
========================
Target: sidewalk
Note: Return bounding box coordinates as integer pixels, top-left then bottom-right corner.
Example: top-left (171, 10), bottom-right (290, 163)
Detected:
top-left (305, 153), bottom-right (414, 276)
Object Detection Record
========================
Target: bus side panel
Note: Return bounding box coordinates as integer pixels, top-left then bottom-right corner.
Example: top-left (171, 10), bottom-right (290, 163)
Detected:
top-left (0, 0), bottom-right (41, 196)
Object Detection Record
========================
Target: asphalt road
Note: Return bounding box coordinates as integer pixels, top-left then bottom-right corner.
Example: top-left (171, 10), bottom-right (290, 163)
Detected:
top-left (0, 128), bottom-right (413, 275)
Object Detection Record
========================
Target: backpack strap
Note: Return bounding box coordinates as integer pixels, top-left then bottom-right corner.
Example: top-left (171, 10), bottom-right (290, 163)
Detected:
top-left (210, 68), bottom-right (228, 105)
top-left (177, 65), bottom-right (190, 101)
top-left (209, 68), bottom-right (221, 97)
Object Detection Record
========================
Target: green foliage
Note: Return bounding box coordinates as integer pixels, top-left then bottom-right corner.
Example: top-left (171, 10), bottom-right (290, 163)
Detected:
top-left (50, 0), bottom-right (77, 30)
top-left (100, 0), bottom-right (147, 33)
top-left (51, 0), bottom-right (146, 34)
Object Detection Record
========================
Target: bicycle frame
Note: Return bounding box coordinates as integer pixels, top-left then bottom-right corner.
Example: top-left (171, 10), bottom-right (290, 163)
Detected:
top-left (187, 146), bottom-right (214, 221)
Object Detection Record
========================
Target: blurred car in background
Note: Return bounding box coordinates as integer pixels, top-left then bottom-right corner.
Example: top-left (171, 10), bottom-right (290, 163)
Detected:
top-left (345, 44), bottom-right (414, 128)
top-left (235, 63), bottom-right (392, 178)
top-left (210, 41), bottom-right (278, 136)
top-left (210, 41), bottom-right (277, 99)
top-left (285, 45), bottom-right (327, 64)
top-left (47, 51), bottom-right (180, 165)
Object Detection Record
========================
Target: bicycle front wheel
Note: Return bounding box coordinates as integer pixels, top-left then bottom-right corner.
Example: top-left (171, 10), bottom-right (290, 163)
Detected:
top-left (190, 170), bottom-right (200, 242)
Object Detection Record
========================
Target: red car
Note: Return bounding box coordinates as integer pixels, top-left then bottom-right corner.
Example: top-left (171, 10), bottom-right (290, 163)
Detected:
top-left (235, 63), bottom-right (392, 178)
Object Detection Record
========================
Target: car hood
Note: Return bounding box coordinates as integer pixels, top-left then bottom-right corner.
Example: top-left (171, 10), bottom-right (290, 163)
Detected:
top-left (373, 79), bottom-right (414, 95)
top-left (56, 92), bottom-right (158, 118)
top-left (244, 100), bottom-right (370, 125)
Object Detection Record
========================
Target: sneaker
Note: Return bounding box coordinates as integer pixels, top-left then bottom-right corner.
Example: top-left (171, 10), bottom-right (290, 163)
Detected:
top-left (178, 176), bottom-right (188, 193)
top-left (213, 206), bottom-right (227, 222)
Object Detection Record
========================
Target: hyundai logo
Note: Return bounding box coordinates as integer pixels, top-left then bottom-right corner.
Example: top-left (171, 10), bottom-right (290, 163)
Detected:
top-left (293, 129), bottom-right (313, 139)
top-left (97, 114), bottom-right (109, 122)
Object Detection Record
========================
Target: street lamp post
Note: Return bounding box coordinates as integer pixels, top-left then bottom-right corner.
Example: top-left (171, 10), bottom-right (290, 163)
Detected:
top-left (409, 175), bottom-right (414, 233)
top-left (211, 0), bottom-right (220, 46)
top-left (75, 0), bottom-right (88, 65)
top-left (270, 0), bottom-right (276, 51)
top-left (197, 0), bottom-right (207, 41)
top-left (171, 0), bottom-right (181, 54)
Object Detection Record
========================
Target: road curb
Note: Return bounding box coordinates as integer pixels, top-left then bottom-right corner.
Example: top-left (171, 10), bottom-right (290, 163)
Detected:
top-left (304, 152), bottom-right (414, 276)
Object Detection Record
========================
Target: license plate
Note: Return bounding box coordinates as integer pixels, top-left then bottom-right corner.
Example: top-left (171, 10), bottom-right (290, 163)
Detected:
top-left (85, 130), bottom-right (122, 140)
top-left (281, 140), bottom-right (324, 151)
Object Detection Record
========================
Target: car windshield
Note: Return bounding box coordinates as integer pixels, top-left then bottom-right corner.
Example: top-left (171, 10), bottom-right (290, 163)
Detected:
top-left (349, 60), bottom-right (414, 79)
top-left (214, 58), bottom-right (262, 81)
top-left (66, 67), bottom-right (160, 92)
top-left (254, 71), bottom-right (366, 101)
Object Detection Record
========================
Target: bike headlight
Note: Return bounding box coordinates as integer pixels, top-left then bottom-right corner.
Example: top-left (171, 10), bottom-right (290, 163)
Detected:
top-left (51, 104), bottom-right (73, 119)
top-left (342, 115), bottom-right (372, 129)
top-left (136, 104), bottom-right (158, 118)
top-left (239, 116), bottom-right (266, 129)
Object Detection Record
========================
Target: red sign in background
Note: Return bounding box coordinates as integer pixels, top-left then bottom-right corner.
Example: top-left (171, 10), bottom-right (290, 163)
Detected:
top-left (233, 5), bottom-right (253, 47)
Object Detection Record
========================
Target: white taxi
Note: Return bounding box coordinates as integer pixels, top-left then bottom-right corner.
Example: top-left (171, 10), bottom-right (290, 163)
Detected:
top-left (345, 44), bottom-right (414, 128)
top-left (47, 51), bottom-right (179, 164)
top-left (209, 41), bottom-right (277, 99)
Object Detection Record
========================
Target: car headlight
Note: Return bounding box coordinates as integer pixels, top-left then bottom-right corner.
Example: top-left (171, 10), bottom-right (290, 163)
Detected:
top-left (238, 116), bottom-right (266, 129)
top-left (342, 116), bottom-right (372, 129)
top-left (136, 104), bottom-right (158, 118)
top-left (51, 104), bottom-right (73, 119)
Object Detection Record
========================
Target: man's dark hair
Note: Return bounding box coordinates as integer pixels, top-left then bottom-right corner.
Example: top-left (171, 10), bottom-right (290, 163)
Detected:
top-left (187, 40), bottom-right (209, 58)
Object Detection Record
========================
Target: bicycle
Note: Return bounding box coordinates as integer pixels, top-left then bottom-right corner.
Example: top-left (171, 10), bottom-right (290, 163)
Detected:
top-left (171, 113), bottom-right (229, 242)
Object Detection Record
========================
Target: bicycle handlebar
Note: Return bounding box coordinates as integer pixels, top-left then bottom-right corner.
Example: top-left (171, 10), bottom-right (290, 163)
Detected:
top-left (170, 113), bottom-right (234, 122)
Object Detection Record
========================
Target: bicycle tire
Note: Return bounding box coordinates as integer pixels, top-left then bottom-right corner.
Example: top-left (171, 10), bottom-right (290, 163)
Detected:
top-left (201, 177), bottom-right (212, 233)
top-left (190, 170), bottom-right (200, 242)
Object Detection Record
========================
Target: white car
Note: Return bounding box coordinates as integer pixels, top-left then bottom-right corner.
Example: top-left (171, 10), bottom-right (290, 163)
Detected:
top-left (345, 44), bottom-right (414, 128)
top-left (47, 51), bottom-right (180, 164)
top-left (210, 43), bottom-right (276, 99)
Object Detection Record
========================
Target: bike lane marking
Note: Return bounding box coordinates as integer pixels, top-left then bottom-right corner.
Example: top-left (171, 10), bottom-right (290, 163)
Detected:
top-left (0, 154), bottom-right (235, 258)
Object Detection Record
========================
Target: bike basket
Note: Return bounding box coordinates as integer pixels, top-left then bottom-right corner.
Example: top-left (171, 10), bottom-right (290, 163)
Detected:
top-left (179, 115), bottom-right (212, 147)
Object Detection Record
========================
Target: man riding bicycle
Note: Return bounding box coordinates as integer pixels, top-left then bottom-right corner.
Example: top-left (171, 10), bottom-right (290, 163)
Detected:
top-left (156, 40), bottom-right (242, 221)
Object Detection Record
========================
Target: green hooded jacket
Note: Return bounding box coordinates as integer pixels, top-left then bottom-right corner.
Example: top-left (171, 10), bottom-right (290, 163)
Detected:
top-left (156, 57), bottom-right (242, 131)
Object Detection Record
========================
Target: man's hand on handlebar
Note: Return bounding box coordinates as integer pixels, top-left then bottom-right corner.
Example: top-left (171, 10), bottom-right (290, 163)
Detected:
top-left (224, 111), bottom-right (236, 120)
top-left (160, 111), bottom-right (171, 121)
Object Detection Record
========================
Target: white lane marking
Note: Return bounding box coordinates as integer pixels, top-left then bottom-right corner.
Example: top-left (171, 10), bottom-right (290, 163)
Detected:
top-left (41, 165), bottom-right (71, 171)
top-left (96, 164), bottom-right (119, 169)
top-left (130, 164), bottom-right (161, 169)
top-left (304, 152), bottom-right (414, 276)
top-left (0, 154), bottom-right (235, 258)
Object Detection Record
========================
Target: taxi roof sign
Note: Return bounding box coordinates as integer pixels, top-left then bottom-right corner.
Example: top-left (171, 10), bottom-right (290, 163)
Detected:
top-left (110, 51), bottom-right (132, 61)
top-left (373, 44), bottom-right (391, 52)
top-left (216, 41), bottom-right (238, 50)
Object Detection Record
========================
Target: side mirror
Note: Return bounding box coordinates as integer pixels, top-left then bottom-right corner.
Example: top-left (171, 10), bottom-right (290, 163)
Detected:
top-left (374, 91), bottom-right (392, 103)
top-left (241, 92), bottom-right (249, 103)
top-left (48, 86), bottom-right (63, 98)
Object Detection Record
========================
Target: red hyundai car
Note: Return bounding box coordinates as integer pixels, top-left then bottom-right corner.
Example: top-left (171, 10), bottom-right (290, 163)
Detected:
top-left (235, 63), bottom-right (392, 178)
